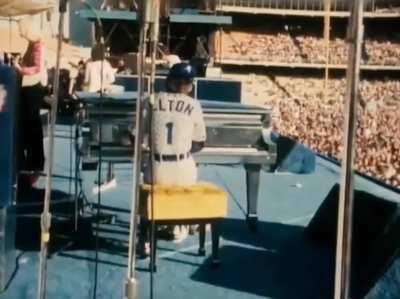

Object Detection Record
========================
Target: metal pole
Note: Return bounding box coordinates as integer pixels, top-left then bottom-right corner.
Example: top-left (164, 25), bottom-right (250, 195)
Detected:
top-left (74, 124), bottom-right (79, 231)
top-left (124, 25), bottom-right (145, 297)
top-left (334, 1), bottom-right (364, 299)
top-left (324, 0), bottom-right (331, 101)
top-left (147, 3), bottom-right (160, 298)
top-left (149, 2), bottom-right (160, 99)
top-left (124, 1), bottom-right (159, 297)
top-left (37, 1), bottom-right (67, 298)
top-left (9, 17), bottom-right (12, 51)
top-left (78, 0), bottom-right (106, 236)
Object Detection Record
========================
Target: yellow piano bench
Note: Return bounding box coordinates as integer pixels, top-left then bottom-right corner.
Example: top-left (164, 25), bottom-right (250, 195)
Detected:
top-left (139, 182), bottom-right (228, 271)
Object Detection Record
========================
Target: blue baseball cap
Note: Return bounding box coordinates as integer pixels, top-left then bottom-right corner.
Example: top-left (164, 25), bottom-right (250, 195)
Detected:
top-left (167, 63), bottom-right (196, 83)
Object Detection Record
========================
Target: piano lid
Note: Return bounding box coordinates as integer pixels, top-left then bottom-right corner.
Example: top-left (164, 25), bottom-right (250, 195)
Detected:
top-left (199, 100), bottom-right (270, 115)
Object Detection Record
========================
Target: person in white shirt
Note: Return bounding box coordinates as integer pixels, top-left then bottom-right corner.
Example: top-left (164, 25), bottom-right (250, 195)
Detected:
top-left (84, 44), bottom-right (116, 93)
top-left (156, 45), bottom-right (181, 69)
top-left (162, 53), bottom-right (181, 69)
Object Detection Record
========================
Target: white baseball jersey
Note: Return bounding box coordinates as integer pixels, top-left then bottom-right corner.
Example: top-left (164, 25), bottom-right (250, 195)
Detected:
top-left (152, 92), bottom-right (206, 155)
top-left (144, 92), bottom-right (206, 186)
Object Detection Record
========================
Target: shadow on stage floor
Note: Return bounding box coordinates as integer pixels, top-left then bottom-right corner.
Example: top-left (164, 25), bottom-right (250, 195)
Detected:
top-left (191, 218), bottom-right (334, 299)
top-left (14, 188), bottom-right (335, 298)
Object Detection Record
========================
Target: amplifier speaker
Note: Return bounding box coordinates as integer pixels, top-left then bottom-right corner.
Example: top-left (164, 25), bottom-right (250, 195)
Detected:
top-left (306, 183), bottom-right (400, 298)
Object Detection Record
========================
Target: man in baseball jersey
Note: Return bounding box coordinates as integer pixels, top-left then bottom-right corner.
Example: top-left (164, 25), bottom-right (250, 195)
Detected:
top-left (145, 63), bottom-right (206, 186)
top-left (142, 63), bottom-right (206, 243)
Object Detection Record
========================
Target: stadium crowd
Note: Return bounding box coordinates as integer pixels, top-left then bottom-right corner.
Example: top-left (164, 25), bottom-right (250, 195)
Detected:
top-left (221, 30), bottom-right (400, 66)
top-left (227, 73), bottom-right (400, 187)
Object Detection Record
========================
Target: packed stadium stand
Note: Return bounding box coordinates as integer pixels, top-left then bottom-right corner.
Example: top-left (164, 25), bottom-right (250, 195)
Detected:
top-left (211, 0), bottom-right (400, 188)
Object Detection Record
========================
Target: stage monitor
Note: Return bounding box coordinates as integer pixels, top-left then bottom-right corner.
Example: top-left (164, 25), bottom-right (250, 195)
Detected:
top-left (306, 183), bottom-right (400, 298)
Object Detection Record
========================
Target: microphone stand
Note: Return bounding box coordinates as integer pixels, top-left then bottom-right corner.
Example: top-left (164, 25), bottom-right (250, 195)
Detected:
top-left (124, 1), bottom-right (160, 298)
top-left (334, 1), bottom-right (364, 298)
top-left (37, 1), bottom-right (67, 298)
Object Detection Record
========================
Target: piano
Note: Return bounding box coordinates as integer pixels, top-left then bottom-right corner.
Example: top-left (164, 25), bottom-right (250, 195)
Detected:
top-left (75, 91), bottom-right (277, 230)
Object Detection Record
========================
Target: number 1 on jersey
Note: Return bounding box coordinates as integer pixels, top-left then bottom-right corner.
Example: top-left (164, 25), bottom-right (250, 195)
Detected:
top-left (166, 122), bottom-right (173, 144)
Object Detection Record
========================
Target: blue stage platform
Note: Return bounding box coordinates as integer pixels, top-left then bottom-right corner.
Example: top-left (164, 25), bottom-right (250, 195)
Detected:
top-left (1, 124), bottom-right (399, 299)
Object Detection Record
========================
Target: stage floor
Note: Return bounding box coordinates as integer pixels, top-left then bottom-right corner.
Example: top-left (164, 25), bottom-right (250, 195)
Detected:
top-left (1, 125), bottom-right (400, 299)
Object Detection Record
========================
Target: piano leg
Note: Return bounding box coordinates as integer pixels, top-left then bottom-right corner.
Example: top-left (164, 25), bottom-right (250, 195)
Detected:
top-left (106, 162), bottom-right (115, 183)
top-left (245, 164), bottom-right (261, 232)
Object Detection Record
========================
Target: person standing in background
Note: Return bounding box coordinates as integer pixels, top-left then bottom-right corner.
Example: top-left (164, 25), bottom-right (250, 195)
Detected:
top-left (161, 50), bottom-right (181, 69)
top-left (72, 60), bottom-right (86, 92)
top-left (83, 43), bottom-right (116, 93)
top-left (14, 17), bottom-right (47, 186)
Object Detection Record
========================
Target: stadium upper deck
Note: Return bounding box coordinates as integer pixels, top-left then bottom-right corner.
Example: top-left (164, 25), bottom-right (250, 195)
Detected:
top-left (217, 0), bottom-right (400, 18)
top-left (212, 2), bottom-right (400, 72)
top-left (215, 21), bottom-right (400, 71)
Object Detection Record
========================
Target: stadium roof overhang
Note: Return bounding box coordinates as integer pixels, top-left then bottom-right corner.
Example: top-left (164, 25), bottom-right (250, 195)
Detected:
top-left (0, 0), bottom-right (55, 17)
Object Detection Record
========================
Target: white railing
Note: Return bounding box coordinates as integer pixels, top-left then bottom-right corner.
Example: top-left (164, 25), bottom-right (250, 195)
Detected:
top-left (217, 0), bottom-right (400, 13)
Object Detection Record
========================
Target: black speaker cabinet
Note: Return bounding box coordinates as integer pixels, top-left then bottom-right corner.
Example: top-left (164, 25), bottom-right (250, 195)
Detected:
top-left (306, 183), bottom-right (400, 298)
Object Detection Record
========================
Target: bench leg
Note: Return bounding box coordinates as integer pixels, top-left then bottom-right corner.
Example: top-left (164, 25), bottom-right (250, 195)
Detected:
top-left (198, 224), bottom-right (206, 256)
top-left (211, 221), bottom-right (221, 268)
top-left (138, 218), bottom-right (149, 259)
top-left (245, 164), bottom-right (261, 232)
